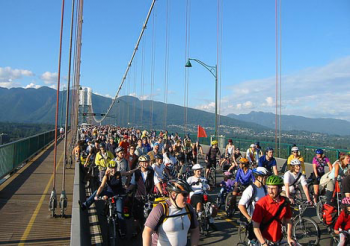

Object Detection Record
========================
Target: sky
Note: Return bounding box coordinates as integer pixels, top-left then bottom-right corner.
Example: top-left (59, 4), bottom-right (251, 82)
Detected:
top-left (1, 0), bottom-right (350, 121)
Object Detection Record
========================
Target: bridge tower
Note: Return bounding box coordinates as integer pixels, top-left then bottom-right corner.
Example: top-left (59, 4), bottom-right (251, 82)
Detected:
top-left (79, 87), bottom-right (93, 124)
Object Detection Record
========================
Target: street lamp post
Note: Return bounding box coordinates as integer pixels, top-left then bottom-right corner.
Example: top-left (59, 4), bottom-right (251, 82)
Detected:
top-left (185, 58), bottom-right (218, 140)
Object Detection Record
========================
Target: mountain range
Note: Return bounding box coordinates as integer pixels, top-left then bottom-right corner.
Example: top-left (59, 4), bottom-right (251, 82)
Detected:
top-left (1, 87), bottom-right (350, 137)
top-left (227, 111), bottom-right (350, 136)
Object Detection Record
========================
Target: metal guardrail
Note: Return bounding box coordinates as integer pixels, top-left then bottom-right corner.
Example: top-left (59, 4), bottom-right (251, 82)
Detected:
top-left (182, 134), bottom-right (348, 164)
top-left (0, 130), bottom-right (55, 179)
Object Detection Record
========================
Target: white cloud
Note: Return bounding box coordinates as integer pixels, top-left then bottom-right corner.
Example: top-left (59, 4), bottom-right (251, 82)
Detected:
top-left (105, 94), bottom-right (113, 99)
top-left (195, 102), bottom-right (215, 112)
top-left (25, 83), bottom-right (41, 89)
top-left (0, 67), bottom-right (34, 88)
top-left (40, 71), bottom-right (62, 85)
top-left (211, 56), bottom-right (350, 120)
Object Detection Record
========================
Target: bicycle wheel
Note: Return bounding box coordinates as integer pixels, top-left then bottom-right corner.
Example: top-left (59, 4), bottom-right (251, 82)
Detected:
top-left (316, 198), bottom-right (325, 223)
top-left (292, 217), bottom-right (320, 245)
top-left (212, 168), bottom-right (216, 187)
top-left (225, 192), bottom-right (234, 217)
top-left (238, 224), bottom-right (248, 244)
top-left (108, 218), bottom-right (117, 246)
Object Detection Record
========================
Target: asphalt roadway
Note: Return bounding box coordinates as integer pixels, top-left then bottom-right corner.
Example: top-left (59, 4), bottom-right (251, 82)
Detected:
top-left (93, 146), bottom-right (334, 246)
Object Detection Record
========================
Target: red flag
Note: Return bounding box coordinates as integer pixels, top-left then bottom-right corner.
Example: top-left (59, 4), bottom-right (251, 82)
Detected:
top-left (197, 125), bottom-right (207, 138)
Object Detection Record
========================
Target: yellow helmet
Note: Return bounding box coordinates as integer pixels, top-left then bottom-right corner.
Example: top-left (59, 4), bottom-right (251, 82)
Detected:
top-left (212, 140), bottom-right (218, 145)
top-left (239, 158), bottom-right (249, 164)
top-left (108, 160), bottom-right (116, 168)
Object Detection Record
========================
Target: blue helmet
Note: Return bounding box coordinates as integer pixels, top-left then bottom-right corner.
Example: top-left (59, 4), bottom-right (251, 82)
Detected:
top-left (315, 149), bottom-right (323, 155)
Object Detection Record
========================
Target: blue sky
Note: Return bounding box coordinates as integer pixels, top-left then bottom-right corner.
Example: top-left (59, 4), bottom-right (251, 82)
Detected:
top-left (1, 0), bottom-right (350, 120)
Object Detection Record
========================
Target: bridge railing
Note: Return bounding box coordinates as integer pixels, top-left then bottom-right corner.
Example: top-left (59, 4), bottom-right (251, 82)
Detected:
top-left (0, 130), bottom-right (55, 179)
top-left (183, 134), bottom-right (348, 164)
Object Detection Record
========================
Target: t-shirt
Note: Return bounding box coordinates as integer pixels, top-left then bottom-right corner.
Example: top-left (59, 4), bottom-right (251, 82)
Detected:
top-left (252, 195), bottom-right (292, 242)
top-left (144, 200), bottom-right (198, 246)
top-left (282, 171), bottom-right (307, 194)
top-left (258, 155), bottom-right (277, 173)
top-left (239, 184), bottom-right (267, 217)
top-left (187, 176), bottom-right (209, 195)
top-left (152, 163), bottom-right (165, 184)
top-left (312, 156), bottom-right (330, 175)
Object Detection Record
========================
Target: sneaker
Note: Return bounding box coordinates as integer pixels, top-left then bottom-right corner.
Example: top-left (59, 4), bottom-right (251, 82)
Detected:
top-left (78, 200), bottom-right (86, 211)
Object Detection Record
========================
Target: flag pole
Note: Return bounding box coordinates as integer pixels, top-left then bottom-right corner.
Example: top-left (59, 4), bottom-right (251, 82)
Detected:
top-left (196, 125), bottom-right (199, 164)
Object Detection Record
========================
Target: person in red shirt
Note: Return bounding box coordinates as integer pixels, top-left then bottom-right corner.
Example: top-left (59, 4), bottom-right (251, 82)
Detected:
top-left (252, 175), bottom-right (295, 246)
top-left (119, 135), bottom-right (130, 156)
top-left (334, 197), bottom-right (350, 245)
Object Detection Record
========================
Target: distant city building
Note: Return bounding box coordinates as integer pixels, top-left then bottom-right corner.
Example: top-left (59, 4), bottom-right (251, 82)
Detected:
top-left (0, 133), bottom-right (10, 145)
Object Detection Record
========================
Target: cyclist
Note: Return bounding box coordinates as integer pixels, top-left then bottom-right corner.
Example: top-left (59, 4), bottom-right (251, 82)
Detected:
top-left (114, 147), bottom-right (130, 188)
top-left (218, 171), bottom-right (235, 206)
top-left (334, 197), bottom-right (350, 246)
top-left (106, 137), bottom-right (117, 157)
top-left (152, 154), bottom-right (172, 195)
top-left (118, 135), bottom-right (129, 155)
top-left (225, 139), bottom-right (235, 158)
top-left (228, 147), bottom-right (242, 172)
top-left (255, 142), bottom-right (263, 156)
top-left (246, 144), bottom-right (260, 166)
top-left (127, 154), bottom-right (155, 236)
top-left (187, 164), bottom-right (210, 217)
top-left (95, 142), bottom-right (115, 182)
top-left (258, 147), bottom-right (278, 175)
top-left (59, 126), bottom-right (65, 139)
top-left (312, 149), bottom-right (332, 203)
top-left (238, 167), bottom-right (269, 245)
top-left (252, 175), bottom-right (295, 246)
top-left (183, 134), bottom-right (192, 162)
top-left (287, 146), bottom-right (305, 175)
top-left (79, 160), bottom-right (131, 238)
top-left (143, 179), bottom-right (199, 246)
top-left (229, 158), bottom-right (255, 216)
top-left (282, 158), bottom-right (313, 205)
top-left (322, 154), bottom-right (350, 205)
top-left (205, 140), bottom-right (221, 179)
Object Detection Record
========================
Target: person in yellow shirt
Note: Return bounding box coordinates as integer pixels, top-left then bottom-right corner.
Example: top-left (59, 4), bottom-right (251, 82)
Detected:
top-left (287, 146), bottom-right (305, 175)
top-left (95, 142), bottom-right (115, 182)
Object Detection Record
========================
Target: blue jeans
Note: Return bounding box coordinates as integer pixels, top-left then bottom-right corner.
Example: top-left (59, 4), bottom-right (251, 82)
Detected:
top-left (84, 190), bottom-right (126, 233)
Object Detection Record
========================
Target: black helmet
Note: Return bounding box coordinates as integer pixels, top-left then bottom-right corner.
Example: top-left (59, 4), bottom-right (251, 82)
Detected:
top-left (115, 146), bottom-right (124, 153)
top-left (99, 143), bottom-right (106, 149)
top-left (155, 154), bottom-right (163, 160)
top-left (166, 179), bottom-right (193, 194)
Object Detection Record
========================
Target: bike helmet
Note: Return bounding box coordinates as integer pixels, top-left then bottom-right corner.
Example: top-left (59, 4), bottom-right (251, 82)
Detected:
top-left (228, 139), bottom-right (233, 143)
top-left (266, 147), bottom-right (274, 152)
top-left (138, 154), bottom-right (150, 162)
top-left (255, 142), bottom-right (260, 146)
top-left (107, 160), bottom-right (116, 168)
top-left (224, 171), bottom-right (232, 178)
top-left (239, 158), bottom-right (249, 164)
top-left (266, 175), bottom-right (284, 186)
top-left (192, 164), bottom-right (203, 170)
top-left (115, 146), bottom-right (124, 153)
top-left (250, 144), bottom-right (256, 148)
top-left (155, 154), bottom-right (163, 160)
top-left (253, 167), bottom-right (269, 176)
top-left (212, 140), bottom-right (218, 145)
top-left (99, 142), bottom-right (106, 149)
top-left (342, 197), bottom-right (350, 207)
top-left (315, 149), bottom-right (324, 155)
top-left (166, 179), bottom-right (193, 194)
top-left (291, 146), bottom-right (299, 152)
top-left (290, 158), bottom-right (301, 165)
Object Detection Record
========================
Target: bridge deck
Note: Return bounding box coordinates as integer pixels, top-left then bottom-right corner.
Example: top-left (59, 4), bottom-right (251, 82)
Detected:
top-left (0, 139), bottom-right (74, 245)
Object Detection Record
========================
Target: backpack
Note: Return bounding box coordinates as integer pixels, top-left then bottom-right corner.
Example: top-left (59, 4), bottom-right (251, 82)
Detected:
top-left (322, 204), bottom-right (337, 226)
top-left (154, 202), bottom-right (192, 232)
top-left (246, 184), bottom-right (267, 210)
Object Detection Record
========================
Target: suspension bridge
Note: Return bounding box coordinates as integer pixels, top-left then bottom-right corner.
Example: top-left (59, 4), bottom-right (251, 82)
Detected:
top-left (0, 0), bottom-right (348, 245)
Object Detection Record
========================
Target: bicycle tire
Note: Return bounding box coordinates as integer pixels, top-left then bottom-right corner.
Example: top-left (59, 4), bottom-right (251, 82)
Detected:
top-left (329, 236), bottom-right (339, 246)
top-left (292, 217), bottom-right (320, 245)
top-left (225, 192), bottom-right (234, 217)
top-left (238, 224), bottom-right (248, 243)
top-left (316, 198), bottom-right (325, 223)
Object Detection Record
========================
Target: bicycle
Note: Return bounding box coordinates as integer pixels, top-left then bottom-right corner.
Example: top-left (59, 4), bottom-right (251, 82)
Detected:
top-left (329, 229), bottom-right (350, 245)
top-left (291, 198), bottom-right (320, 245)
top-left (196, 180), bottom-right (214, 236)
top-left (97, 194), bottom-right (127, 245)
top-left (207, 164), bottom-right (217, 188)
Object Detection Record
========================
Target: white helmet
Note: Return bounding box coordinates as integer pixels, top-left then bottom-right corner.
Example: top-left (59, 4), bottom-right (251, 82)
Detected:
top-left (290, 158), bottom-right (301, 165)
top-left (192, 164), bottom-right (203, 170)
top-left (291, 146), bottom-right (299, 152)
top-left (254, 167), bottom-right (269, 176)
top-left (250, 144), bottom-right (256, 148)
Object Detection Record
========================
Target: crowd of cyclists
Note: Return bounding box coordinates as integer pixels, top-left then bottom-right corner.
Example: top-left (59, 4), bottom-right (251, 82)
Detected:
top-left (72, 125), bottom-right (350, 246)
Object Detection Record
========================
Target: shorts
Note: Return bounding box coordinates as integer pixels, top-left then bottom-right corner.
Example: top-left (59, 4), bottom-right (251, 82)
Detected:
top-left (313, 173), bottom-right (324, 185)
top-left (206, 160), bottom-right (216, 169)
top-left (190, 194), bottom-right (204, 208)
